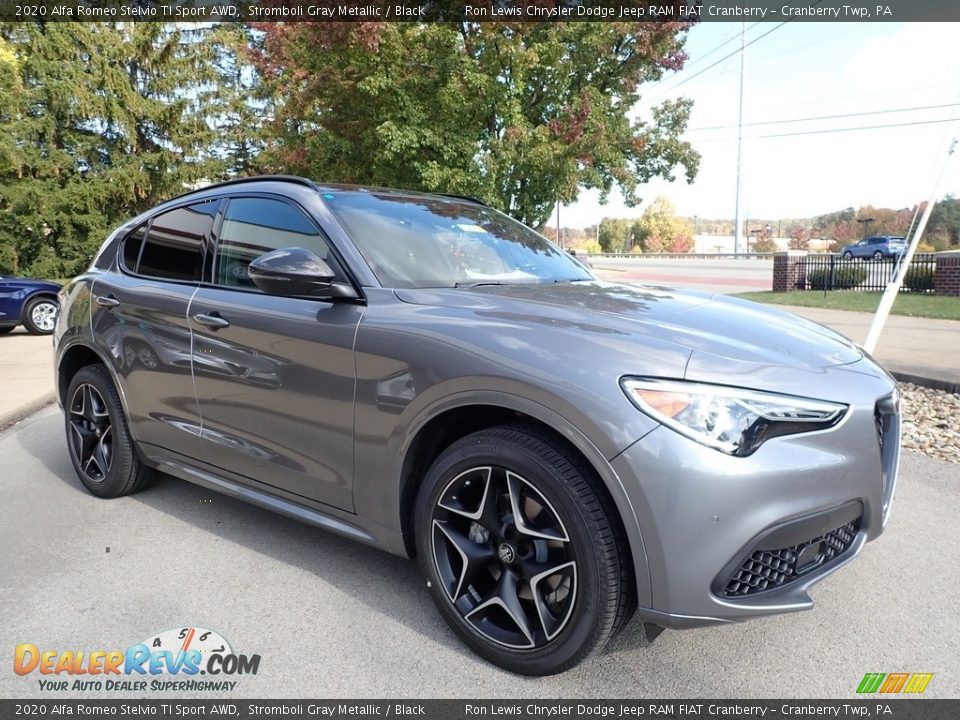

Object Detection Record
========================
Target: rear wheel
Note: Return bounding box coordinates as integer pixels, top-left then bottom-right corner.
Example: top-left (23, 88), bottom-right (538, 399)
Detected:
top-left (415, 424), bottom-right (634, 675)
top-left (0, 326), bottom-right (13, 335)
top-left (65, 365), bottom-right (154, 498)
top-left (873, 251), bottom-right (884, 260)
top-left (23, 296), bottom-right (58, 335)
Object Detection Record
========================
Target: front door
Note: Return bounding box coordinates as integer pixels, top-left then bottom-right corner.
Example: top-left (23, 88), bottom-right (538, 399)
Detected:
top-left (188, 196), bottom-right (360, 511)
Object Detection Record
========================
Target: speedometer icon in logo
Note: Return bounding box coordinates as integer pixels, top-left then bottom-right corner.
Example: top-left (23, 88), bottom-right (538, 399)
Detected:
top-left (142, 626), bottom-right (232, 661)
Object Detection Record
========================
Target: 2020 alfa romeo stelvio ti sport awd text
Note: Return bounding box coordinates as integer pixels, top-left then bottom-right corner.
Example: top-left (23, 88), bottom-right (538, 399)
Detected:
top-left (54, 176), bottom-right (901, 675)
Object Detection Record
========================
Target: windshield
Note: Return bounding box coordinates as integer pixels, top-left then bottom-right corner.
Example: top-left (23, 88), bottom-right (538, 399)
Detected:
top-left (322, 191), bottom-right (593, 289)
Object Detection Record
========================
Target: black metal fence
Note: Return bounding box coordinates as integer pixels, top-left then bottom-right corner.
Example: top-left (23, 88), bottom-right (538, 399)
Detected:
top-left (801, 253), bottom-right (937, 293)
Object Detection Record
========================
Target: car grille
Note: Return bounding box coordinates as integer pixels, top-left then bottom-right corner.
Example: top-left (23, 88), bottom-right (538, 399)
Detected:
top-left (722, 519), bottom-right (860, 597)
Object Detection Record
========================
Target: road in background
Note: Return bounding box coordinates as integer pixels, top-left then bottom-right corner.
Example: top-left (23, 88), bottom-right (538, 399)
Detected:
top-left (2, 409), bottom-right (957, 698)
top-left (590, 256), bottom-right (773, 294)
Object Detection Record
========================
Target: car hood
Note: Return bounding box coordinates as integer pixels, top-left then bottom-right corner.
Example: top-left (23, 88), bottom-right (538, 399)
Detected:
top-left (394, 281), bottom-right (862, 374)
top-left (3, 277), bottom-right (62, 292)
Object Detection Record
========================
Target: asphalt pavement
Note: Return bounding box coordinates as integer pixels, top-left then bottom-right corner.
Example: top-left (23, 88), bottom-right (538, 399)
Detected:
top-left (0, 328), bottom-right (54, 428)
top-left (2, 407), bottom-right (957, 698)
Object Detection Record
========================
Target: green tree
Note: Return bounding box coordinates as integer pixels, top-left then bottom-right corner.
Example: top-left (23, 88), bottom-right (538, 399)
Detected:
top-left (598, 217), bottom-right (632, 253)
top-left (634, 196), bottom-right (693, 253)
top-left (253, 22), bottom-right (700, 227)
top-left (0, 23), bottom-right (218, 277)
top-left (927, 195), bottom-right (960, 248)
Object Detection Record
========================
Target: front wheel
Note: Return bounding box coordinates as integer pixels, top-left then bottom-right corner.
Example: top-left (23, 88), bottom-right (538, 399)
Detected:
top-left (873, 251), bottom-right (884, 260)
top-left (842, 251), bottom-right (853, 260)
top-left (23, 296), bottom-right (58, 335)
top-left (415, 425), bottom-right (634, 675)
top-left (0, 326), bottom-right (13, 335)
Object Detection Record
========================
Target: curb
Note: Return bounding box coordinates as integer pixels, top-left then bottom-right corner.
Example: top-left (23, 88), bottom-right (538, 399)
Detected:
top-left (891, 372), bottom-right (960, 395)
top-left (0, 391), bottom-right (57, 431)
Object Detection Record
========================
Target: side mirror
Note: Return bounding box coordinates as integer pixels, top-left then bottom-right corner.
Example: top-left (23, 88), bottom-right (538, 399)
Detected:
top-left (248, 247), bottom-right (358, 299)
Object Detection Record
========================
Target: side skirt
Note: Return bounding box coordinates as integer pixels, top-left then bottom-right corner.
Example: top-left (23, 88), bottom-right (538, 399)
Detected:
top-left (139, 442), bottom-right (411, 558)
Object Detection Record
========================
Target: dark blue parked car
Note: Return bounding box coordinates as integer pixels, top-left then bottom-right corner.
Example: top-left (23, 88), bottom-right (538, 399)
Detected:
top-left (0, 275), bottom-right (61, 335)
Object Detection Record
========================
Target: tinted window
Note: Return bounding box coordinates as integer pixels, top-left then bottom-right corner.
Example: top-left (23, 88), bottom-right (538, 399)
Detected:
top-left (135, 200), bottom-right (221, 281)
top-left (213, 197), bottom-right (334, 291)
top-left (322, 192), bottom-right (592, 289)
top-left (121, 223), bottom-right (148, 272)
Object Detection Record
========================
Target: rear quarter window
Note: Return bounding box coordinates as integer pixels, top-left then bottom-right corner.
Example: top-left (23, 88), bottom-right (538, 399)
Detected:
top-left (125, 199), bottom-right (221, 281)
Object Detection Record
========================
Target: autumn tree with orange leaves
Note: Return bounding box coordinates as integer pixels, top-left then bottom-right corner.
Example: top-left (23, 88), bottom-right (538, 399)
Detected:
top-left (251, 20), bottom-right (700, 228)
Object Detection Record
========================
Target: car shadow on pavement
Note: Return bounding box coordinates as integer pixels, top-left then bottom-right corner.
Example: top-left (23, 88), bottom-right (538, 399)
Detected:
top-left (15, 411), bottom-right (654, 681)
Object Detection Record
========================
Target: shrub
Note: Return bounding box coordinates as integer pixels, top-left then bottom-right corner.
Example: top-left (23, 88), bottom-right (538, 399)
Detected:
top-left (903, 266), bottom-right (934, 292)
top-left (807, 265), bottom-right (867, 290)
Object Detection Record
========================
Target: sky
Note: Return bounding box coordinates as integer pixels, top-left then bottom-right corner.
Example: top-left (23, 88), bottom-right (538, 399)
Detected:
top-left (561, 21), bottom-right (960, 228)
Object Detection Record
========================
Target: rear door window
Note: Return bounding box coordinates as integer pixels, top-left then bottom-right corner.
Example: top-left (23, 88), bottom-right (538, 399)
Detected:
top-left (129, 199), bottom-right (222, 281)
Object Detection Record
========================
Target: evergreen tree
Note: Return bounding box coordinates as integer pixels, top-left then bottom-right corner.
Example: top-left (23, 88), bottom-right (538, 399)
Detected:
top-left (0, 22), bottom-right (217, 277)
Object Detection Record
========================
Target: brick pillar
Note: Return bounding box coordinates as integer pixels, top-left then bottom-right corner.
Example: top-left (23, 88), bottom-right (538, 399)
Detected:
top-left (772, 250), bottom-right (808, 292)
top-left (934, 251), bottom-right (960, 297)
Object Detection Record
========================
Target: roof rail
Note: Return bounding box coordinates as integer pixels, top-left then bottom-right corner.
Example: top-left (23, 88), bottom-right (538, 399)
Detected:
top-left (434, 192), bottom-right (489, 207)
top-left (167, 175), bottom-right (320, 203)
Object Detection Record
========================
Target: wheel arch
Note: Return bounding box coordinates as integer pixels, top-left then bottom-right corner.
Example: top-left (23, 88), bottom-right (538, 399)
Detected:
top-left (396, 396), bottom-right (653, 608)
top-left (57, 343), bottom-right (133, 436)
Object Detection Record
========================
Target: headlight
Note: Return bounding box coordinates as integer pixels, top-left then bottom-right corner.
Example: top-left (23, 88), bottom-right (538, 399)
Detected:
top-left (621, 378), bottom-right (847, 457)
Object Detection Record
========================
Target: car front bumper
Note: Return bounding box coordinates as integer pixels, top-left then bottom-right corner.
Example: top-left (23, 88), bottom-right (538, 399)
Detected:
top-left (610, 358), bottom-right (901, 628)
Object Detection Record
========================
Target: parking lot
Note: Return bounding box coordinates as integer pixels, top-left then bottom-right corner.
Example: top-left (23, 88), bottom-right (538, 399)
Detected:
top-left (2, 407), bottom-right (958, 698)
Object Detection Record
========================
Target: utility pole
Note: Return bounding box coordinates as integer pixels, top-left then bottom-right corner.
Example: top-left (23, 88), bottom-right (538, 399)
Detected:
top-left (733, 21), bottom-right (746, 255)
top-left (556, 199), bottom-right (562, 249)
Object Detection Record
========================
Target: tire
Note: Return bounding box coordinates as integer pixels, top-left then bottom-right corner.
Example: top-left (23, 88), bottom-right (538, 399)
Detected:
top-left (0, 326), bottom-right (13, 335)
top-left (873, 251), bottom-right (884, 261)
top-left (23, 296), bottom-right (58, 335)
top-left (64, 365), bottom-right (155, 498)
top-left (415, 424), bottom-right (634, 675)
top-left (842, 251), bottom-right (853, 260)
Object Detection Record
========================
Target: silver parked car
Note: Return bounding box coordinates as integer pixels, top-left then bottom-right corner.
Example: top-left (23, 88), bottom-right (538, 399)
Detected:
top-left (55, 177), bottom-right (901, 675)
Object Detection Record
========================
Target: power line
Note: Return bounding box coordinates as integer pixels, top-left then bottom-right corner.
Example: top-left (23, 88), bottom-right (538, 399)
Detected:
top-left (750, 117), bottom-right (959, 141)
top-left (641, 23), bottom-right (787, 104)
top-left (639, 1), bottom-right (825, 106)
top-left (685, 116), bottom-right (960, 144)
top-left (687, 102), bottom-right (960, 132)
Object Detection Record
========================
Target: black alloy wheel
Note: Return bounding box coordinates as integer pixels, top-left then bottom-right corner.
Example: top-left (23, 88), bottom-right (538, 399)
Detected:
top-left (64, 365), bottom-right (154, 498)
top-left (431, 465), bottom-right (578, 649)
top-left (69, 382), bottom-right (114, 483)
top-left (416, 424), bottom-right (634, 675)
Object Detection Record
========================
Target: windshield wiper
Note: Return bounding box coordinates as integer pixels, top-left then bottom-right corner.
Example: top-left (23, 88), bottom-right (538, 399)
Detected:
top-left (454, 280), bottom-right (508, 288)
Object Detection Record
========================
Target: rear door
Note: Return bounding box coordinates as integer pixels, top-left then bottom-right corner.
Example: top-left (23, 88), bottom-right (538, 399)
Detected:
top-left (91, 199), bottom-right (222, 456)
top-left (188, 195), bottom-right (361, 510)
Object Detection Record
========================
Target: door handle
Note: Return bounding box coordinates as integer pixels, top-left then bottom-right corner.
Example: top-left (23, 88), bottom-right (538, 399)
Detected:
top-left (94, 294), bottom-right (120, 308)
top-left (192, 312), bottom-right (230, 330)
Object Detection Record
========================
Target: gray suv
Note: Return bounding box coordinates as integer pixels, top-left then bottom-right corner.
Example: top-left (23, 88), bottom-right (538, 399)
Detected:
top-left (55, 177), bottom-right (901, 675)
top-left (841, 236), bottom-right (906, 260)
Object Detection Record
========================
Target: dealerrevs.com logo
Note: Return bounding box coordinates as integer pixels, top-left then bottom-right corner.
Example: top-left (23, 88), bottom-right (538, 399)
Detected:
top-left (13, 626), bottom-right (260, 692)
